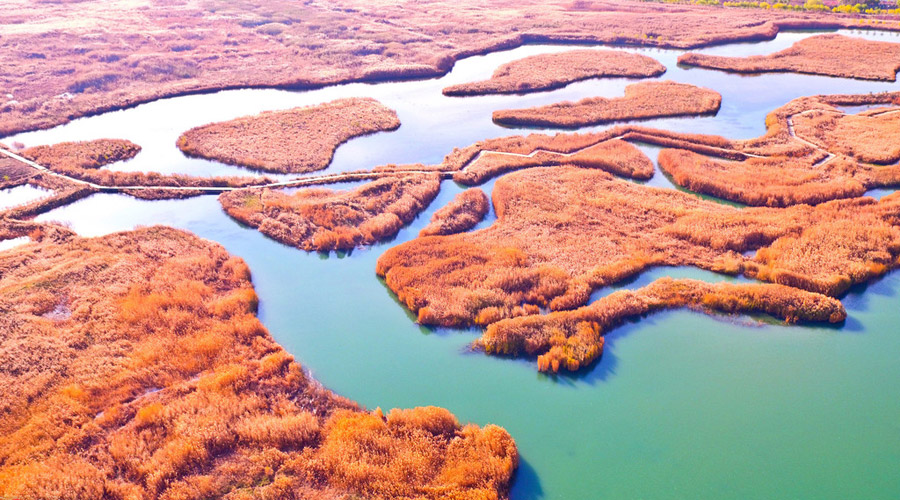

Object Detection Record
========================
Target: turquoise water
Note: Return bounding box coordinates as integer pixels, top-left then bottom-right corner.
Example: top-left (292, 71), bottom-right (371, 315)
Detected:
top-left (18, 29), bottom-right (900, 499)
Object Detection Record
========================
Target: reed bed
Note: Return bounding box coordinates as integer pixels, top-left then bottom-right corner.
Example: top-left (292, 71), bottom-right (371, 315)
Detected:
top-left (442, 49), bottom-right (665, 96)
top-left (0, 155), bottom-right (37, 189)
top-left (21, 139), bottom-right (275, 197)
top-left (420, 188), bottom-right (490, 236)
top-left (377, 167), bottom-right (900, 331)
top-left (22, 139), bottom-right (141, 170)
top-left (791, 107), bottom-right (900, 165)
top-left (492, 81), bottom-right (721, 128)
top-left (453, 138), bottom-right (654, 185)
top-left (658, 149), bottom-right (867, 207)
top-left (220, 175), bottom-right (441, 251)
top-left (177, 98), bottom-right (401, 174)
top-left (0, 223), bottom-right (517, 500)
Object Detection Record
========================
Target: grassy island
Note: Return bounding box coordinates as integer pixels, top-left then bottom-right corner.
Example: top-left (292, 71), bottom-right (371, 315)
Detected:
top-left (492, 81), bottom-right (721, 128)
top-left (442, 49), bottom-right (665, 96)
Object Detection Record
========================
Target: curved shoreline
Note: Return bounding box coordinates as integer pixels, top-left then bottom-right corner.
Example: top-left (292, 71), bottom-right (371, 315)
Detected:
top-left (2, 20), bottom-right (895, 138)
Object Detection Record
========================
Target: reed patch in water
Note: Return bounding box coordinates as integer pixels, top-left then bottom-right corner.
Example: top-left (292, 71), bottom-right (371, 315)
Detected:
top-left (443, 49), bottom-right (665, 96)
top-left (177, 98), bottom-right (400, 174)
top-left (478, 278), bottom-right (845, 373)
top-left (492, 81), bottom-right (721, 128)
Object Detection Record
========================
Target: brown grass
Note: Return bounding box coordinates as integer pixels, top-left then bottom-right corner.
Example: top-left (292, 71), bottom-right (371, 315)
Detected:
top-left (177, 98), bottom-right (401, 174)
top-left (420, 188), bottom-right (490, 236)
top-left (21, 138), bottom-right (141, 170)
top-left (0, 223), bottom-right (517, 500)
top-left (376, 167), bottom-right (900, 330)
top-left (657, 93), bottom-right (900, 206)
top-left (658, 149), bottom-right (868, 206)
top-left (442, 49), bottom-right (666, 96)
top-left (477, 278), bottom-right (845, 373)
top-left (668, 193), bottom-right (900, 296)
top-left (791, 107), bottom-right (900, 165)
top-left (492, 81), bottom-right (722, 128)
top-left (220, 175), bottom-right (441, 251)
top-left (679, 34), bottom-right (900, 81)
top-left (1, 0), bottom-right (892, 136)
top-left (0, 220), bottom-right (76, 247)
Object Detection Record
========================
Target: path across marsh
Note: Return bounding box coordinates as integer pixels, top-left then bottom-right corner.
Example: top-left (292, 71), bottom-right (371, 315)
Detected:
top-left (0, 109), bottom-right (875, 200)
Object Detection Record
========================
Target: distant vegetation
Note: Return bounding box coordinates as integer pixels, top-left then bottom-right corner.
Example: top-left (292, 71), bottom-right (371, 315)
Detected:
top-left (442, 49), bottom-right (665, 96)
top-left (2, 0), bottom-right (895, 136)
top-left (219, 175), bottom-right (441, 251)
top-left (679, 34), bottom-right (900, 81)
top-left (492, 81), bottom-right (722, 128)
top-left (0, 224), bottom-right (517, 499)
top-left (653, 0), bottom-right (900, 15)
top-left (177, 98), bottom-right (401, 174)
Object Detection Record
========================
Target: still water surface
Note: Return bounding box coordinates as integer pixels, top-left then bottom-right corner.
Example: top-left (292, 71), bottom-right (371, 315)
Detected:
top-left (13, 28), bottom-right (900, 499)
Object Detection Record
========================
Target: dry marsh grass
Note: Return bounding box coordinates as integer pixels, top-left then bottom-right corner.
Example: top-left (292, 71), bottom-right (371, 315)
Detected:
top-left (0, 223), bottom-right (517, 500)
top-left (2, 0), bottom-right (891, 136)
top-left (21, 138), bottom-right (141, 170)
top-left (492, 81), bottom-right (722, 128)
top-left (428, 126), bottom-right (736, 185)
top-left (377, 167), bottom-right (900, 333)
top-left (679, 34), bottom-right (900, 81)
top-left (177, 98), bottom-right (401, 174)
top-left (478, 278), bottom-right (845, 373)
top-left (420, 188), bottom-right (490, 236)
top-left (220, 175), bottom-right (441, 251)
top-left (442, 49), bottom-right (666, 96)
top-left (658, 149), bottom-right (869, 207)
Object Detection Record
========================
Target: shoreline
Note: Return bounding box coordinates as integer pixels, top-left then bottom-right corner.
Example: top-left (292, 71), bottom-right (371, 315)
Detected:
top-left (2, 19), bottom-right (895, 138)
